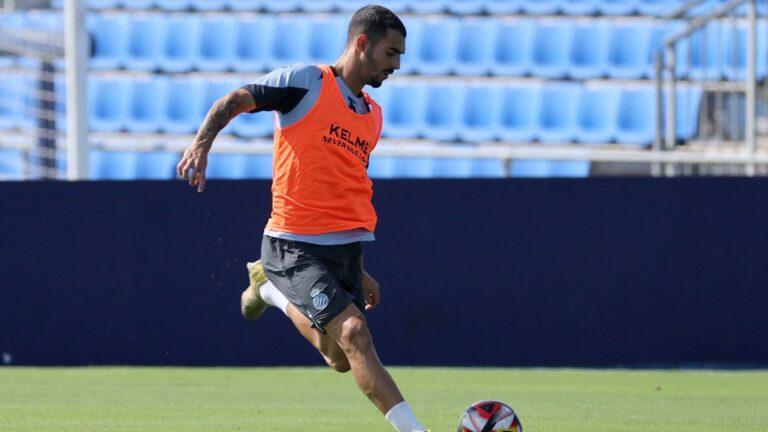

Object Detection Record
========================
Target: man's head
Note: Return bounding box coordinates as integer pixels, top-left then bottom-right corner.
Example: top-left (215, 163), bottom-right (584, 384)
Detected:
top-left (346, 5), bottom-right (406, 88)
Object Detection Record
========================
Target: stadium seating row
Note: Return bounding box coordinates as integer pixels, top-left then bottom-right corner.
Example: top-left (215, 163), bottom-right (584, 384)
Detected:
top-left (0, 147), bottom-right (590, 179)
top-left (53, 0), bottom-right (710, 17)
top-left (0, 75), bottom-right (702, 146)
top-left (85, 14), bottom-right (768, 80)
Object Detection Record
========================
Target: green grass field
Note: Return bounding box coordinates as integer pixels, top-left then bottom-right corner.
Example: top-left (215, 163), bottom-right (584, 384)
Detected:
top-left (1, 367), bottom-right (766, 431)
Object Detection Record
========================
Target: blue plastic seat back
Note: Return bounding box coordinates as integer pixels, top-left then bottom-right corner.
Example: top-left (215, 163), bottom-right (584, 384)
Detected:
top-left (126, 78), bottom-right (166, 132)
top-left (607, 23), bottom-right (654, 78)
top-left (671, 87), bottom-right (703, 140)
top-left (160, 15), bottom-right (200, 72)
top-left (511, 160), bottom-right (551, 177)
top-left (394, 157), bottom-right (435, 178)
top-left (681, 22), bottom-right (723, 79)
top-left (268, 17), bottom-right (308, 67)
top-left (569, 22), bottom-right (609, 78)
top-left (306, 17), bottom-right (347, 64)
top-left (498, 86), bottom-right (539, 140)
top-left (366, 154), bottom-right (397, 179)
top-left (455, 18), bottom-right (495, 75)
top-left (135, 151), bottom-right (179, 179)
top-left (433, 157), bottom-right (473, 178)
top-left (538, 84), bottom-right (579, 142)
top-left (196, 16), bottom-right (236, 71)
top-left (560, 0), bottom-right (600, 15)
top-left (600, 0), bottom-right (639, 15)
top-left (207, 153), bottom-right (246, 179)
top-left (638, 0), bottom-right (681, 15)
top-left (521, 0), bottom-right (560, 14)
top-left (380, 82), bottom-right (425, 138)
top-left (493, 21), bottom-right (533, 76)
top-left (233, 17), bottom-right (271, 72)
top-left (616, 88), bottom-right (656, 145)
top-left (0, 147), bottom-right (24, 177)
top-left (125, 14), bottom-right (162, 70)
top-left (190, 0), bottom-right (228, 10)
top-left (458, 84), bottom-right (501, 143)
top-left (549, 161), bottom-right (590, 177)
top-left (531, 21), bottom-right (573, 78)
top-left (89, 78), bottom-right (129, 131)
top-left (472, 158), bottom-right (507, 177)
top-left (413, 18), bottom-right (458, 75)
top-left (163, 78), bottom-right (205, 133)
top-left (243, 154), bottom-right (273, 179)
top-left (90, 151), bottom-right (138, 180)
top-left (90, 14), bottom-right (127, 69)
top-left (422, 83), bottom-right (462, 141)
top-left (231, 111), bottom-right (274, 138)
top-left (0, 76), bottom-right (21, 130)
top-left (575, 87), bottom-right (619, 143)
top-left (447, 0), bottom-right (484, 14)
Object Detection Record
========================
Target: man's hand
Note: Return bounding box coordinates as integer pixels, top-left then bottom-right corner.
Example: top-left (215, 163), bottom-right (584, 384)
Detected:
top-left (362, 270), bottom-right (381, 311)
top-left (177, 145), bottom-right (209, 193)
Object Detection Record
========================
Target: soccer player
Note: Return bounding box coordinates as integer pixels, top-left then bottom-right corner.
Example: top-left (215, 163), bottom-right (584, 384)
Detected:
top-left (177, 6), bottom-right (428, 432)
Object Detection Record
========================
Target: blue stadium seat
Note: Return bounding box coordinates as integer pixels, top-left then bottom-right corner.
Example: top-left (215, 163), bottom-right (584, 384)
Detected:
top-left (679, 22), bottom-right (723, 80)
top-left (303, 0), bottom-right (339, 12)
top-left (195, 16), bottom-right (236, 71)
top-left (549, 161), bottom-right (590, 177)
top-left (159, 15), bottom-right (199, 73)
top-left (599, 0), bottom-right (638, 15)
top-left (408, 0), bottom-right (445, 13)
top-left (537, 83), bottom-right (580, 143)
top-left (531, 21), bottom-right (573, 79)
top-left (760, 22), bottom-right (768, 79)
top-left (379, 82), bottom-right (425, 139)
top-left (672, 87), bottom-right (703, 140)
top-left (306, 17), bottom-right (347, 65)
top-left (161, 78), bottom-right (205, 134)
top-left (89, 78), bottom-right (129, 132)
top-left (637, 0), bottom-right (681, 16)
top-left (201, 81), bottom-right (239, 136)
top-left (0, 77), bottom-right (21, 130)
top-left (232, 17), bottom-right (270, 73)
top-left (472, 158), bottom-right (507, 177)
top-left (615, 88), bottom-right (656, 146)
top-left (89, 0), bottom-right (120, 8)
top-left (266, 17), bottom-right (308, 70)
top-left (126, 78), bottom-right (166, 133)
top-left (569, 22), bottom-right (609, 79)
top-left (227, 0), bottom-right (262, 11)
top-left (521, 0), bottom-right (560, 14)
top-left (190, 0), bottom-right (228, 10)
top-left (262, 0), bottom-right (300, 12)
top-left (89, 14), bottom-right (127, 70)
top-left (0, 147), bottom-right (23, 178)
top-left (447, 0), bottom-right (484, 14)
top-left (722, 24), bottom-right (768, 80)
top-left (366, 154), bottom-right (396, 178)
top-left (422, 84), bottom-right (462, 141)
top-left (154, 0), bottom-right (192, 10)
top-left (397, 16), bottom-right (421, 74)
top-left (457, 84), bottom-right (501, 143)
top-left (560, 0), bottom-right (600, 15)
top-left (484, 0), bottom-right (522, 13)
top-left (511, 160), bottom-right (551, 177)
top-left (454, 18), bottom-right (496, 76)
top-left (90, 151), bottom-right (138, 180)
top-left (498, 86), bottom-right (539, 142)
top-left (119, 0), bottom-right (154, 9)
top-left (433, 157), bottom-right (473, 178)
top-left (231, 111), bottom-right (274, 138)
top-left (135, 151), bottom-right (179, 179)
top-left (413, 18), bottom-right (459, 76)
top-left (206, 153), bottom-right (246, 179)
top-left (606, 23), bottom-right (654, 79)
top-left (648, 22), bottom-right (685, 79)
top-left (55, 78), bottom-right (67, 131)
top-left (491, 21), bottom-right (533, 77)
top-left (575, 87), bottom-right (619, 143)
top-left (125, 14), bottom-right (162, 71)
top-left (393, 157), bottom-right (435, 178)
top-left (243, 154), bottom-right (273, 179)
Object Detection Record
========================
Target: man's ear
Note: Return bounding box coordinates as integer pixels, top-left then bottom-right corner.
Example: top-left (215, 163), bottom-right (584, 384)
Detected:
top-left (355, 33), bottom-right (370, 53)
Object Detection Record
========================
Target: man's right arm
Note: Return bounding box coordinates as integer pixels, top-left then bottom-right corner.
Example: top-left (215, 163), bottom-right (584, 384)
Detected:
top-left (177, 88), bottom-right (256, 193)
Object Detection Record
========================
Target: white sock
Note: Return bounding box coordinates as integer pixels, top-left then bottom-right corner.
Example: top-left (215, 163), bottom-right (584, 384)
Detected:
top-left (385, 401), bottom-right (426, 432)
top-left (258, 280), bottom-right (289, 315)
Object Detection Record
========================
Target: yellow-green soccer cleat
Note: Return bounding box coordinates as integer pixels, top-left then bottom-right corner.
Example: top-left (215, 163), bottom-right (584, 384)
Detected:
top-left (240, 260), bottom-right (269, 321)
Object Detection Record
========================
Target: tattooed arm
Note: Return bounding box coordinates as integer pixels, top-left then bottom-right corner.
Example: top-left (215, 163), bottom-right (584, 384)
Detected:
top-left (177, 89), bottom-right (256, 193)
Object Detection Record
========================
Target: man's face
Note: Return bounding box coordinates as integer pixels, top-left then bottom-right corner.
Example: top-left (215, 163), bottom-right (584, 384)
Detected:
top-left (361, 29), bottom-right (405, 88)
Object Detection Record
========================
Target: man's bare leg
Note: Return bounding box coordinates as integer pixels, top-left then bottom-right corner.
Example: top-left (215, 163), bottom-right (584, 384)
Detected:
top-left (285, 303), bottom-right (350, 373)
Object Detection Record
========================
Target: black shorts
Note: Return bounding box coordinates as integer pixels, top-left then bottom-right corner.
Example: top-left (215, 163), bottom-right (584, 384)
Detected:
top-left (260, 235), bottom-right (365, 334)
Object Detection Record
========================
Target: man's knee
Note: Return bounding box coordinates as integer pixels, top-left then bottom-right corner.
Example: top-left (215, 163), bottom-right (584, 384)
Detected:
top-left (338, 316), bottom-right (373, 356)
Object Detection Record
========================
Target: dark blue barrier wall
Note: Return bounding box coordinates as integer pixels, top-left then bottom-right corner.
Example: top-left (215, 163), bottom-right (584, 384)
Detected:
top-left (1, 179), bottom-right (767, 366)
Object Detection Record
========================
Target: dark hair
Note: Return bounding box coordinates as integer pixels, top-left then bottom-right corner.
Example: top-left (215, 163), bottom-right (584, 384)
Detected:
top-left (347, 5), bottom-right (407, 46)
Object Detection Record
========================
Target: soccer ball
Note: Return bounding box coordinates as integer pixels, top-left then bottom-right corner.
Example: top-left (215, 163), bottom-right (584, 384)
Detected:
top-left (456, 400), bottom-right (523, 432)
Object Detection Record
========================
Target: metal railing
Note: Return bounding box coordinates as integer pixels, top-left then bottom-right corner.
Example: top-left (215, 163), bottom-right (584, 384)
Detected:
top-left (654, 0), bottom-right (765, 176)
